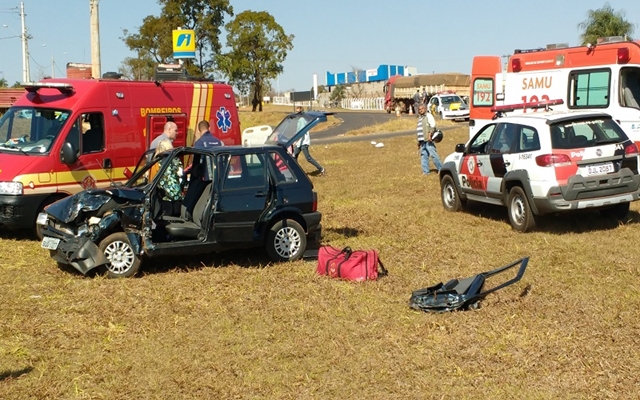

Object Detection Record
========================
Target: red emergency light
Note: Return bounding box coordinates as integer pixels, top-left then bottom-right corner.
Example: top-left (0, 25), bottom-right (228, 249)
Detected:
top-left (511, 58), bottom-right (522, 72)
top-left (490, 99), bottom-right (564, 113)
top-left (618, 48), bottom-right (630, 64)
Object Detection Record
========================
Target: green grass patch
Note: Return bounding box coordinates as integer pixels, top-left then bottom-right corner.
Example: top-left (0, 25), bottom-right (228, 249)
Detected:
top-left (1, 124), bottom-right (640, 398)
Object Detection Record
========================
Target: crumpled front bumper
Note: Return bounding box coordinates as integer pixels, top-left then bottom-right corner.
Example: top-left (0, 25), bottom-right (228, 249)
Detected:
top-left (43, 227), bottom-right (108, 275)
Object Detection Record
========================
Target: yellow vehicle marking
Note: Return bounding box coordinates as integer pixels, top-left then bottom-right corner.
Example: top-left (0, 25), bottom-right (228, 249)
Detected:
top-left (16, 166), bottom-right (134, 195)
top-left (188, 83), bottom-right (202, 146)
top-left (205, 83), bottom-right (214, 123)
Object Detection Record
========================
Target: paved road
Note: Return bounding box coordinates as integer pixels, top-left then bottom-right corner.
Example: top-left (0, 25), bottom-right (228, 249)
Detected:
top-left (313, 110), bottom-right (457, 144)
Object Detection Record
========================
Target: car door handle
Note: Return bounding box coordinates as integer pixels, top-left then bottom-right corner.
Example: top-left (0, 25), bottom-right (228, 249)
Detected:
top-left (477, 161), bottom-right (483, 166)
top-left (504, 161), bottom-right (511, 167)
top-left (255, 191), bottom-right (267, 197)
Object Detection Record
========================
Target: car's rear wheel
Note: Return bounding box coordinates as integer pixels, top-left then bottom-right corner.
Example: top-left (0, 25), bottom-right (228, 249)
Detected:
top-left (507, 186), bottom-right (536, 232)
top-left (599, 202), bottom-right (630, 219)
top-left (441, 175), bottom-right (464, 212)
top-left (266, 219), bottom-right (306, 262)
top-left (99, 232), bottom-right (141, 278)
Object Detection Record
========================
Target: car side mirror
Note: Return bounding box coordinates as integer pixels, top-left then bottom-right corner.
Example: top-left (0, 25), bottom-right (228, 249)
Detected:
top-left (455, 143), bottom-right (466, 153)
top-left (496, 93), bottom-right (505, 101)
top-left (60, 142), bottom-right (78, 165)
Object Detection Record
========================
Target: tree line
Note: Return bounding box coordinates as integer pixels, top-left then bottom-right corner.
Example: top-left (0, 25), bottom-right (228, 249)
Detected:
top-left (0, 2), bottom-right (635, 112)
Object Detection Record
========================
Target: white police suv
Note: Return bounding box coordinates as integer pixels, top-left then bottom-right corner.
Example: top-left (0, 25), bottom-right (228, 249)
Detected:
top-left (439, 108), bottom-right (640, 232)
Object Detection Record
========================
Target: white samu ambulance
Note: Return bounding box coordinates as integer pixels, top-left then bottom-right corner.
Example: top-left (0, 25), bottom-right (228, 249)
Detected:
top-left (469, 37), bottom-right (640, 140)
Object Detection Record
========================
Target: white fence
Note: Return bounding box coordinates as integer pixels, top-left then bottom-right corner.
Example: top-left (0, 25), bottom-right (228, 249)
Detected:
top-left (339, 97), bottom-right (385, 110)
top-left (271, 95), bottom-right (385, 111)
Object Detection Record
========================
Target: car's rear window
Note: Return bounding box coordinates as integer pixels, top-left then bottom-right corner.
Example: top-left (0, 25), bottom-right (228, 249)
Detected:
top-left (549, 118), bottom-right (628, 149)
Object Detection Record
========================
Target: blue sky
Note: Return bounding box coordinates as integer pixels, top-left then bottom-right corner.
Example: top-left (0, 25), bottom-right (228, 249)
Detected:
top-left (0, 0), bottom-right (639, 92)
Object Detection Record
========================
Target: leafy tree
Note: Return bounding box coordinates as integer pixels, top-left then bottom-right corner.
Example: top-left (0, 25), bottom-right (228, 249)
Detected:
top-left (121, 0), bottom-right (233, 79)
top-left (578, 2), bottom-right (635, 45)
top-left (11, 81), bottom-right (21, 88)
top-left (0, 78), bottom-right (7, 88)
top-left (218, 11), bottom-right (294, 112)
top-left (329, 84), bottom-right (346, 105)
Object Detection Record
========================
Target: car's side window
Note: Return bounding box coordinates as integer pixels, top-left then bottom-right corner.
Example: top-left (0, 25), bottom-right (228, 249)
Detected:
top-left (468, 124), bottom-right (497, 154)
top-left (222, 153), bottom-right (266, 190)
top-left (80, 112), bottom-right (104, 154)
top-left (489, 123), bottom-right (518, 154)
top-left (517, 126), bottom-right (541, 152)
top-left (269, 151), bottom-right (296, 183)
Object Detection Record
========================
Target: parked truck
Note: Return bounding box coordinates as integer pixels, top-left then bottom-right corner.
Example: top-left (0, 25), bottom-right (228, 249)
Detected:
top-left (383, 73), bottom-right (470, 113)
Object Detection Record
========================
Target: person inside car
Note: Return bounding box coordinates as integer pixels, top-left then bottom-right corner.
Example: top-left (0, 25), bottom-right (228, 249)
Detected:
top-left (153, 139), bottom-right (184, 217)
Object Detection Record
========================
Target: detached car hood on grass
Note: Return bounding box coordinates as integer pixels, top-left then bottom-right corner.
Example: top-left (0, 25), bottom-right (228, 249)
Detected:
top-left (46, 187), bottom-right (146, 224)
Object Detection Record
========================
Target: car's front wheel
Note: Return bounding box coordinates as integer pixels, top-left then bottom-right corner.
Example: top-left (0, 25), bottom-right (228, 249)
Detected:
top-left (266, 219), bottom-right (306, 262)
top-left (507, 186), bottom-right (536, 233)
top-left (99, 232), bottom-right (141, 278)
top-left (441, 175), bottom-right (464, 212)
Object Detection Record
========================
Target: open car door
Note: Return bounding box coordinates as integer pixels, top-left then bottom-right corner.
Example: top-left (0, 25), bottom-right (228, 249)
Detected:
top-left (264, 111), bottom-right (333, 149)
top-left (126, 148), bottom-right (157, 179)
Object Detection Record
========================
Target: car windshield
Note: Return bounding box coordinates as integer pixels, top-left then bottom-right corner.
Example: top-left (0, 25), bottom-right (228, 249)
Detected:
top-left (441, 95), bottom-right (463, 104)
top-left (550, 117), bottom-right (628, 149)
top-left (0, 107), bottom-right (71, 154)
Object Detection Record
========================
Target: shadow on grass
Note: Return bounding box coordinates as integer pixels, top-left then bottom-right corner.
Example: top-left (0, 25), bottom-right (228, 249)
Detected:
top-left (56, 241), bottom-right (321, 279)
top-left (324, 226), bottom-right (362, 238)
top-left (0, 229), bottom-right (36, 242)
top-left (463, 202), bottom-right (640, 234)
top-left (143, 248), bottom-right (273, 276)
top-left (0, 366), bottom-right (33, 381)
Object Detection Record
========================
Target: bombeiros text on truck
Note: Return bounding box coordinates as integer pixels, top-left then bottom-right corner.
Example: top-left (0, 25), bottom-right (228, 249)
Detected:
top-left (469, 36), bottom-right (640, 140)
top-left (0, 68), bottom-right (241, 236)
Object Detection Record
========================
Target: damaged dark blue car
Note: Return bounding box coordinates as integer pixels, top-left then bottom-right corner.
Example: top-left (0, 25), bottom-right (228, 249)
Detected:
top-left (37, 112), bottom-right (329, 278)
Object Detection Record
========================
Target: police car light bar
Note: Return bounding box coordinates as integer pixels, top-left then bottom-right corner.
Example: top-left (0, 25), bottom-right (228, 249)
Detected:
top-left (22, 82), bottom-right (74, 94)
top-left (491, 99), bottom-right (564, 113)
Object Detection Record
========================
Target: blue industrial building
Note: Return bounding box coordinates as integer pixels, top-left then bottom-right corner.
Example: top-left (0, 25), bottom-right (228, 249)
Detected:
top-left (325, 64), bottom-right (407, 86)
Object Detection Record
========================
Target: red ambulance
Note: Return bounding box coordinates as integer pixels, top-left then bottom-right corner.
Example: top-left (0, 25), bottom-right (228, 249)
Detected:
top-left (0, 77), bottom-right (241, 234)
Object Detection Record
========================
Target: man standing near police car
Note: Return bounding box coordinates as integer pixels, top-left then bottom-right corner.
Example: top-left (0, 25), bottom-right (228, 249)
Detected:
top-left (416, 104), bottom-right (442, 175)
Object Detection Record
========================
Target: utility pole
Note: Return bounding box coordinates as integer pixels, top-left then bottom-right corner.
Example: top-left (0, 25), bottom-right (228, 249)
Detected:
top-left (89, 0), bottom-right (101, 78)
top-left (20, 2), bottom-right (30, 82)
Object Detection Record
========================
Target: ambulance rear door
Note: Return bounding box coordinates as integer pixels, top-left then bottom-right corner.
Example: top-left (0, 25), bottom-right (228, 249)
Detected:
top-left (470, 56), bottom-right (502, 138)
top-left (147, 114), bottom-right (189, 148)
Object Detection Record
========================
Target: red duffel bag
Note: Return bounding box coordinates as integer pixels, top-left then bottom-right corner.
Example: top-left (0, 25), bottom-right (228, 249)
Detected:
top-left (316, 246), bottom-right (388, 282)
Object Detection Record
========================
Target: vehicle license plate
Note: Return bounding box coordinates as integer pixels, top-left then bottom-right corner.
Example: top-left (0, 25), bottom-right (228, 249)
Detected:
top-left (586, 162), bottom-right (614, 176)
top-left (41, 237), bottom-right (60, 250)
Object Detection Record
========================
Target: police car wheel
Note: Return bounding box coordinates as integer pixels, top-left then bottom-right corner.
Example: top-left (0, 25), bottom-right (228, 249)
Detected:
top-left (99, 232), bottom-right (141, 278)
top-left (266, 219), bottom-right (306, 262)
top-left (507, 186), bottom-right (536, 233)
top-left (441, 175), bottom-right (463, 212)
top-left (599, 202), bottom-right (630, 220)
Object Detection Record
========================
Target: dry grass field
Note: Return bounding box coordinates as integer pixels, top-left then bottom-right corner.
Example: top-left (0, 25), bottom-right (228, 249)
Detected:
top-left (2, 117), bottom-right (640, 399)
